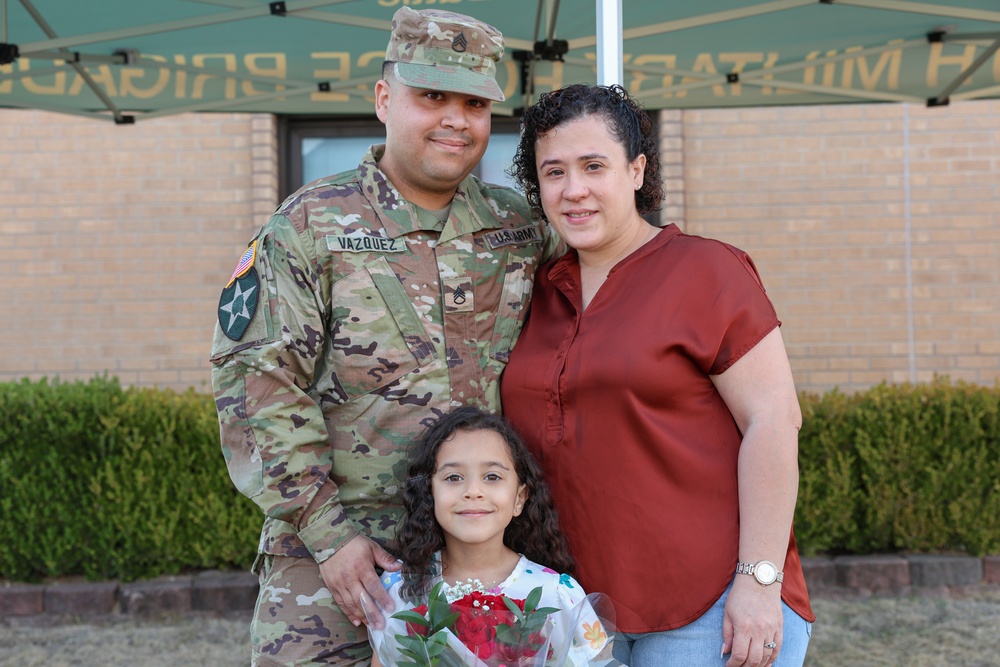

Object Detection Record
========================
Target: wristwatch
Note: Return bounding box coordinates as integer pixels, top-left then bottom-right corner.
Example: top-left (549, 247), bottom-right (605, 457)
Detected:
top-left (736, 560), bottom-right (784, 586)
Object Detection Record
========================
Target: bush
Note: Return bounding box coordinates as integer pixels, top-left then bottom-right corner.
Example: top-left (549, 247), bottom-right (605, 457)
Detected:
top-left (0, 377), bottom-right (259, 582)
top-left (1, 375), bottom-right (997, 583)
top-left (795, 378), bottom-right (1000, 557)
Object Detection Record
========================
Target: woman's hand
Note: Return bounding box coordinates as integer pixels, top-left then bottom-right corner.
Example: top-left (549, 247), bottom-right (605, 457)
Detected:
top-left (721, 577), bottom-right (783, 667)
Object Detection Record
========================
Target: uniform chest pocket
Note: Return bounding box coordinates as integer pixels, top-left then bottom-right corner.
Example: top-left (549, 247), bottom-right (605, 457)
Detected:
top-left (328, 257), bottom-right (436, 400)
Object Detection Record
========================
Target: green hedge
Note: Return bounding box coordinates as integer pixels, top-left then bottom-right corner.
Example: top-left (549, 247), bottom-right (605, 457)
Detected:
top-left (1, 376), bottom-right (997, 583)
top-left (0, 376), bottom-right (260, 583)
top-left (795, 378), bottom-right (1000, 556)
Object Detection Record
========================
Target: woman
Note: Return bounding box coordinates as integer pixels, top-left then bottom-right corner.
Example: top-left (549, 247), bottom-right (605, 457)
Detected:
top-left (500, 84), bottom-right (814, 667)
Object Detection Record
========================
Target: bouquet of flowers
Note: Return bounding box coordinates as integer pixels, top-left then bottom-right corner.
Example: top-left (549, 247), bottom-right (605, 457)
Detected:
top-left (365, 579), bottom-right (617, 667)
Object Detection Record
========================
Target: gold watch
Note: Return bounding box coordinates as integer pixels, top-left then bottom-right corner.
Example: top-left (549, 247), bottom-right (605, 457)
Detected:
top-left (735, 560), bottom-right (783, 586)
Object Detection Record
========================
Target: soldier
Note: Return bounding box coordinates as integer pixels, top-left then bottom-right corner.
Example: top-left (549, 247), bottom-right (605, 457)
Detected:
top-left (210, 7), bottom-right (561, 667)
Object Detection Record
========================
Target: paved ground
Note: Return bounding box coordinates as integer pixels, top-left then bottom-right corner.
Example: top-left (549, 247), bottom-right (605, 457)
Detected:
top-left (3, 589), bottom-right (1000, 666)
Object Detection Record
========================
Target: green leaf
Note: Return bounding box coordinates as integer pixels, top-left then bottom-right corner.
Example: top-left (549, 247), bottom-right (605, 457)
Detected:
top-left (524, 585), bottom-right (543, 612)
top-left (392, 610), bottom-right (432, 626)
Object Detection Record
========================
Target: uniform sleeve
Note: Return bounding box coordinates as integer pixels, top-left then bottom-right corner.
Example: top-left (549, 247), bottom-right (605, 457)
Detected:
top-left (210, 214), bottom-right (357, 562)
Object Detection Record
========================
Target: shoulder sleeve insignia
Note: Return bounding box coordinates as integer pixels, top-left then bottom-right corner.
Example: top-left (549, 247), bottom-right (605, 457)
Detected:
top-left (218, 267), bottom-right (259, 341)
top-left (226, 240), bottom-right (257, 287)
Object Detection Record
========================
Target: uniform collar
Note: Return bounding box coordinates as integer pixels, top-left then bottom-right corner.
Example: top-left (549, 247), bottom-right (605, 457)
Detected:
top-left (358, 144), bottom-right (504, 242)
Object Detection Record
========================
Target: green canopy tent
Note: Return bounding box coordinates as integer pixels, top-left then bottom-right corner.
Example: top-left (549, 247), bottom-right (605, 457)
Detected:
top-left (2, 0), bottom-right (1000, 123)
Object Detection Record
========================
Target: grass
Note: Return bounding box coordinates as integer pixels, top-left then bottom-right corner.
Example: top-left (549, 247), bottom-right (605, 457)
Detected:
top-left (807, 589), bottom-right (1000, 666)
top-left (1, 590), bottom-right (999, 666)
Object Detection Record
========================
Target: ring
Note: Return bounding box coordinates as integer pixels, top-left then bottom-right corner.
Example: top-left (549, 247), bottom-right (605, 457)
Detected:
top-left (763, 641), bottom-right (777, 649)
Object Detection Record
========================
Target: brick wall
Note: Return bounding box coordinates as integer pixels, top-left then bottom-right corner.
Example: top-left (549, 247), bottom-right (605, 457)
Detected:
top-left (0, 110), bottom-right (277, 390)
top-left (2, 101), bottom-right (997, 395)
top-left (675, 100), bottom-right (1000, 394)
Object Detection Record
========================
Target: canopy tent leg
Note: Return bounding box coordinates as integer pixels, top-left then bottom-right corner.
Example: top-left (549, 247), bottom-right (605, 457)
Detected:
top-left (596, 0), bottom-right (621, 86)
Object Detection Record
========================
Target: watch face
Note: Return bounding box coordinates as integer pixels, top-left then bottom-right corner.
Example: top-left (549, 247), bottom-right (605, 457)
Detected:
top-left (755, 561), bottom-right (777, 585)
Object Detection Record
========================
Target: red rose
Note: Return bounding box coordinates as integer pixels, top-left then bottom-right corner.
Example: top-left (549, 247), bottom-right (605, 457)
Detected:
top-left (454, 609), bottom-right (496, 658)
top-left (448, 592), bottom-right (533, 662)
top-left (406, 604), bottom-right (429, 637)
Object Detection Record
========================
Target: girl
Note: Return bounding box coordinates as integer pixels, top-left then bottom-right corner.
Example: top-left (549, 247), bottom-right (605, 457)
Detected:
top-left (367, 406), bottom-right (613, 666)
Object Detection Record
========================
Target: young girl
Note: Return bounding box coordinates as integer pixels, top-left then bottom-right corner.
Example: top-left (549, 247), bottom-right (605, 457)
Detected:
top-left (367, 406), bottom-right (613, 666)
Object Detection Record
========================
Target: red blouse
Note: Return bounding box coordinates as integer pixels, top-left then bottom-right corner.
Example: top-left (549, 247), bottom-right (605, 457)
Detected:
top-left (501, 224), bottom-right (814, 633)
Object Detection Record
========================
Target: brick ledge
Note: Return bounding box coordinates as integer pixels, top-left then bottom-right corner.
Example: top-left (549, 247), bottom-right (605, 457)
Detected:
top-left (2, 555), bottom-right (999, 622)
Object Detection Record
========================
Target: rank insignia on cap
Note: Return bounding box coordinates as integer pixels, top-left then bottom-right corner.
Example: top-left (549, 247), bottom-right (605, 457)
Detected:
top-left (226, 240), bottom-right (257, 287)
top-left (218, 267), bottom-right (259, 341)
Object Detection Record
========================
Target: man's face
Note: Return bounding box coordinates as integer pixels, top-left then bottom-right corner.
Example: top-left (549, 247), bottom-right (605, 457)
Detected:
top-left (375, 76), bottom-right (492, 209)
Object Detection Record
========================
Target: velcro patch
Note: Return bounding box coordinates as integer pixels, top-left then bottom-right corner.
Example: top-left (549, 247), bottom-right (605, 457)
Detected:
top-left (326, 232), bottom-right (406, 253)
top-left (483, 225), bottom-right (541, 250)
top-left (444, 278), bottom-right (474, 313)
top-left (226, 240), bottom-right (257, 287)
top-left (218, 267), bottom-right (260, 341)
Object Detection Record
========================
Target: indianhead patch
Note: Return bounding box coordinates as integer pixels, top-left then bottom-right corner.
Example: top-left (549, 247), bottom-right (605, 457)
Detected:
top-left (227, 240), bottom-right (257, 287)
top-left (218, 267), bottom-right (259, 341)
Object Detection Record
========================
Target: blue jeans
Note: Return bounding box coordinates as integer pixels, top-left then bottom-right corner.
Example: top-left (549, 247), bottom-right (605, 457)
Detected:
top-left (612, 580), bottom-right (812, 667)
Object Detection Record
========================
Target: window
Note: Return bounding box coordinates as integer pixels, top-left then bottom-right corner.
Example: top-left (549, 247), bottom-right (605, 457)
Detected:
top-left (280, 116), bottom-right (522, 200)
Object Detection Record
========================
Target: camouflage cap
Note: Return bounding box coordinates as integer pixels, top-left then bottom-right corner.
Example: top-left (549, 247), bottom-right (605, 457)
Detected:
top-left (385, 6), bottom-right (505, 102)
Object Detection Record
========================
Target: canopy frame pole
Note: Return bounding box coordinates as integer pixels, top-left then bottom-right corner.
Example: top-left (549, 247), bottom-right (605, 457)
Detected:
top-left (513, 0), bottom-right (567, 109)
top-left (569, 0), bottom-right (813, 51)
top-left (832, 0), bottom-right (1000, 23)
top-left (18, 0), bottom-right (131, 122)
top-left (137, 73), bottom-right (379, 120)
top-left (927, 31), bottom-right (1000, 106)
top-left (17, 0), bottom-right (352, 55)
top-left (16, 51), bottom-right (320, 89)
top-left (618, 37), bottom-right (926, 103)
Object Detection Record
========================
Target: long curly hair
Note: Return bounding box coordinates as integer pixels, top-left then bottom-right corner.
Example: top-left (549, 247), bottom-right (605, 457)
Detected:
top-left (509, 83), bottom-right (664, 222)
top-left (396, 406), bottom-right (574, 601)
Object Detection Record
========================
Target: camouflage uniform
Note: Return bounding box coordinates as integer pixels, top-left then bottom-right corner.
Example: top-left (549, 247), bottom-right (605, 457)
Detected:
top-left (210, 144), bottom-right (559, 666)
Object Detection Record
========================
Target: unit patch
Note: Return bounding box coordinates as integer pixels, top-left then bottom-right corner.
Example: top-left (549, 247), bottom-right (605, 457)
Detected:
top-left (218, 267), bottom-right (259, 341)
top-left (483, 225), bottom-right (541, 250)
top-left (326, 232), bottom-right (405, 253)
top-left (227, 240), bottom-right (257, 287)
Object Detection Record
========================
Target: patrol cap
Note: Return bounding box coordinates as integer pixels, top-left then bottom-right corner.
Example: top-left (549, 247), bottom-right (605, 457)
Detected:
top-left (385, 6), bottom-right (505, 102)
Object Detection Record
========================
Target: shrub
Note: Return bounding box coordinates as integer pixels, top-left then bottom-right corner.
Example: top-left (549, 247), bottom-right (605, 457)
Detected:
top-left (795, 378), bottom-right (1000, 556)
top-left (0, 377), bottom-right (259, 582)
top-left (1, 375), bottom-right (997, 583)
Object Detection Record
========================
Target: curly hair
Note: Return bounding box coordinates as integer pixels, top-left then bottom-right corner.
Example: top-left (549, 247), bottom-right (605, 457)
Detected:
top-left (396, 406), bottom-right (574, 601)
top-left (509, 83), bottom-right (664, 222)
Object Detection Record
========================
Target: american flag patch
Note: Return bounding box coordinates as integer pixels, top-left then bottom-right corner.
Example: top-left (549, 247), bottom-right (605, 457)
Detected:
top-left (226, 241), bottom-right (257, 287)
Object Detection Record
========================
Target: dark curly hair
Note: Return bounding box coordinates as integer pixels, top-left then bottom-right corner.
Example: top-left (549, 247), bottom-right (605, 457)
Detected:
top-left (509, 83), bottom-right (663, 222)
top-left (396, 406), bottom-right (574, 601)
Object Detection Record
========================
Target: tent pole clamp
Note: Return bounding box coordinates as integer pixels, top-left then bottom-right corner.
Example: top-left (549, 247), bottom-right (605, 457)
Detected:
top-left (533, 39), bottom-right (568, 62)
top-left (0, 42), bottom-right (18, 65)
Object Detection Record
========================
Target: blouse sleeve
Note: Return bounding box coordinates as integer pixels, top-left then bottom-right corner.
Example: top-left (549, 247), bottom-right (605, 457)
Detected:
top-left (679, 238), bottom-right (780, 376)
